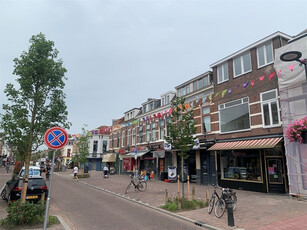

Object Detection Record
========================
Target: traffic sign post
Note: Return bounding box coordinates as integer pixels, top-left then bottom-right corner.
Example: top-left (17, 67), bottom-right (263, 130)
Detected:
top-left (43, 127), bottom-right (68, 230)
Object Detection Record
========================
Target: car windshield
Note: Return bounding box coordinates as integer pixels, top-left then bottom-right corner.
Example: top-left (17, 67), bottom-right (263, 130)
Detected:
top-left (18, 178), bottom-right (46, 187)
top-left (20, 168), bottom-right (40, 176)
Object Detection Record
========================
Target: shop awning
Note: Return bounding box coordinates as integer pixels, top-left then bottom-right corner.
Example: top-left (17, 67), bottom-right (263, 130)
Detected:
top-left (124, 150), bottom-right (150, 158)
top-left (102, 153), bottom-right (116, 162)
top-left (208, 137), bottom-right (283, 151)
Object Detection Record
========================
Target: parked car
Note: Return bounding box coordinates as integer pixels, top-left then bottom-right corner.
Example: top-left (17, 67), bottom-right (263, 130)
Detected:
top-left (1, 175), bottom-right (48, 203)
top-left (19, 166), bottom-right (41, 177)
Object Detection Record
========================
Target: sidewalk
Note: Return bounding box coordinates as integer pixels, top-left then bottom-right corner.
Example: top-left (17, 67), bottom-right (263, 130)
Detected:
top-left (57, 170), bottom-right (307, 230)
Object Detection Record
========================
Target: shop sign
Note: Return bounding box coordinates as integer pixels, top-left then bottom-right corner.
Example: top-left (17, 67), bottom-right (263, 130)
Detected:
top-left (153, 150), bottom-right (165, 158)
top-left (193, 138), bottom-right (200, 150)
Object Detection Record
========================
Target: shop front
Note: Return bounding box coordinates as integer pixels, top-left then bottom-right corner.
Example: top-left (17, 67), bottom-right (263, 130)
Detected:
top-left (102, 153), bottom-right (116, 174)
top-left (209, 137), bottom-right (287, 193)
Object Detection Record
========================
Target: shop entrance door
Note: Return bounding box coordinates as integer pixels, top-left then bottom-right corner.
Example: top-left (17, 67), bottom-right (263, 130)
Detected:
top-left (266, 158), bottom-right (285, 193)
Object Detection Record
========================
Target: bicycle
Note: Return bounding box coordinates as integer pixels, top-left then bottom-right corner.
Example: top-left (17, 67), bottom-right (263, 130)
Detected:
top-left (125, 173), bottom-right (147, 194)
top-left (214, 187), bottom-right (237, 218)
top-left (207, 185), bottom-right (237, 218)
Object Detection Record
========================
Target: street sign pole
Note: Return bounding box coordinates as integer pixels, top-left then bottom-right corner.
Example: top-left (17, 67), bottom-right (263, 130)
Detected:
top-left (43, 127), bottom-right (68, 230)
top-left (43, 149), bottom-right (56, 230)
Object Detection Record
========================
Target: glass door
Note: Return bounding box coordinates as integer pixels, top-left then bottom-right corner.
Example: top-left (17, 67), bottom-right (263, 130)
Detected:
top-left (267, 158), bottom-right (285, 193)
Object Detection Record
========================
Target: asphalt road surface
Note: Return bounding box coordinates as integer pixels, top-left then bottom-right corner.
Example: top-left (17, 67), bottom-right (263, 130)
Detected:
top-left (51, 173), bottom-right (203, 230)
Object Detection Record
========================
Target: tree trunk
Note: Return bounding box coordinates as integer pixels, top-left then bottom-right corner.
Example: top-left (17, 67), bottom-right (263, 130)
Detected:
top-left (21, 153), bottom-right (31, 203)
top-left (181, 154), bottom-right (185, 198)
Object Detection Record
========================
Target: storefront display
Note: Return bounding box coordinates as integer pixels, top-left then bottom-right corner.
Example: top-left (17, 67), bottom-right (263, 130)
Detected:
top-left (220, 150), bottom-right (262, 182)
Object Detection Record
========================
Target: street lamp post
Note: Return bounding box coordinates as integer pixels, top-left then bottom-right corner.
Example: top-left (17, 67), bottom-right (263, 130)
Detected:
top-left (280, 51), bottom-right (307, 80)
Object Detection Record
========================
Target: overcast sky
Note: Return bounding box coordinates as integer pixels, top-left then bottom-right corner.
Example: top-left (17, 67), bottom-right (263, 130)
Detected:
top-left (0, 0), bottom-right (306, 135)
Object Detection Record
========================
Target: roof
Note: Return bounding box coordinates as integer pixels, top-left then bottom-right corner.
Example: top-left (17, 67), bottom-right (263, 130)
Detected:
top-left (210, 31), bottom-right (292, 68)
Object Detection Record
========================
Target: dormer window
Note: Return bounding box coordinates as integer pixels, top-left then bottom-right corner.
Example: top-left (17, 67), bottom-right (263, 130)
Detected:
top-left (166, 95), bottom-right (170, 104)
top-left (162, 97), bottom-right (165, 106)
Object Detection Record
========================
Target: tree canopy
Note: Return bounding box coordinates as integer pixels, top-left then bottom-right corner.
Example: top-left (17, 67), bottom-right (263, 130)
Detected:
top-left (0, 33), bottom-right (70, 202)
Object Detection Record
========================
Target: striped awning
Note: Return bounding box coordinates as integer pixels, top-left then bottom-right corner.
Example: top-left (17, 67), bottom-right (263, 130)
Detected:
top-left (208, 137), bottom-right (283, 151)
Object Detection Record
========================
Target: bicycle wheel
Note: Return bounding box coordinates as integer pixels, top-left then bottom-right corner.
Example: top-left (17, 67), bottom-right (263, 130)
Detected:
top-left (137, 181), bottom-right (147, 192)
top-left (125, 182), bottom-right (132, 194)
top-left (214, 198), bottom-right (226, 218)
top-left (207, 195), bottom-right (215, 214)
top-left (230, 193), bottom-right (237, 211)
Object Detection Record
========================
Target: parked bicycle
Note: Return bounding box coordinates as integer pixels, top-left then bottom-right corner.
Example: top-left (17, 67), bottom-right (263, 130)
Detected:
top-left (207, 185), bottom-right (237, 218)
top-left (125, 172), bottom-right (147, 194)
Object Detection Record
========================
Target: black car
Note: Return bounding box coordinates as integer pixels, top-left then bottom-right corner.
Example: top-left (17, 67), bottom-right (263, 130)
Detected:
top-left (1, 175), bottom-right (48, 204)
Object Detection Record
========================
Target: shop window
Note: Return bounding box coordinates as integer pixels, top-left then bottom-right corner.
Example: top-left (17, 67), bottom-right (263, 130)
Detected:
top-left (219, 97), bottom-right (250, 133)
top-left (220, 150), bottom-right (262, 182)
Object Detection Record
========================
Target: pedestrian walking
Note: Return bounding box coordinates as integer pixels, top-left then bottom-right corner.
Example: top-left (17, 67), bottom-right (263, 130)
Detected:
top-left (103, 164), bottom-right (109, 179)
top-left (73, 165), bottom-right (79, 181)
top-left (6, 158), bottom-right (10, 173)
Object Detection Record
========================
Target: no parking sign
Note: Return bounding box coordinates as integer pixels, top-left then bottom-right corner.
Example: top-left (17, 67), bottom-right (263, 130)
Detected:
top-left (44, 127), bottom-right (68, 150)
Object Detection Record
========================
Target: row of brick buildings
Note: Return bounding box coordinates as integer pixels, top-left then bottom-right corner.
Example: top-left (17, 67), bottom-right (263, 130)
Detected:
top-left (63, 30), bottom-right (306, 195)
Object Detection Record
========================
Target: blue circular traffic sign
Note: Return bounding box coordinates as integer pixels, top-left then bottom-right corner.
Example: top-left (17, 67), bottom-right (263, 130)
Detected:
top-left (44, 127), bottom-right (68, 150)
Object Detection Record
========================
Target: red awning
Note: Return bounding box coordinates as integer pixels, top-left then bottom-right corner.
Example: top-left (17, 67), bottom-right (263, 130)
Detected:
top-left (208, 137), bottom-right (283, 151)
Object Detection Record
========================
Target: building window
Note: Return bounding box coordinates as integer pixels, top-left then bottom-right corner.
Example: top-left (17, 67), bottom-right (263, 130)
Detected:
top-left (186, 85), bottom-right (190, 94)
top-left (204, 75), bottom-right (209, 87)
top-left (127, 129), bottom-right (131, 146)
top-left (121, 131), bottom-right (125, 147)
top-left (162, 97), bottom-right (165, 106)
top-left (151, 122), bottom-right (156, 141)
top-left (112, 134), bottom-right (114, 148)
top-left (93, 141), bottom-right (98, 152)
top-left (132, 128), bottom-right (136, 146)
top-left (257, 42), bottom-right (273, 68)
top-left (139, 126), bottom-right (143, 143)
top-left (67, 149), bottom-right (71, 158)
top-left (219, 97), bottom-right (250, 133)
top-left (143, 105), bottom-right (146, 113)
top-left (146, 124), bottom-right (150, 142)
top-left (116, 133), bottom-right (120, 148)
top-left (233, 52), bottom-right (251, 77)
top-left (261, 89), bottom-right (280, 127)
top-left (149, 102), bottom-right (154, 111)
top-left (159, 120), bottom-right (165, 140)
top-left (166, 117), bottom-right (171, 136)
top-left (166, 95), bottom-right (170, 104)
top-left (202, 106), bottom-right (211, 133)
top-left (198, 78), bottom-right (203, 89)
top-left (217, 62), bottom-right (229, 84)
top-left (103, 140), bottom-right (107, 152)
top-left (221, 150), bottom-right (262, 182)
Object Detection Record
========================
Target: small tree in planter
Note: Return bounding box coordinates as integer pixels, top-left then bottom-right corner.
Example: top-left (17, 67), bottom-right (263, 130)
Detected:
top-left (73, 126), bottom-right (90, 175)
top-left (164, 97), bottom-right (196, 200)
top-left (286, 116), bottom-right (307, 144)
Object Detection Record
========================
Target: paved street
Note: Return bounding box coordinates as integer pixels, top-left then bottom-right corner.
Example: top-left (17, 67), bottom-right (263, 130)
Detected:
top-left (56, 170), bottom-right (307, 230)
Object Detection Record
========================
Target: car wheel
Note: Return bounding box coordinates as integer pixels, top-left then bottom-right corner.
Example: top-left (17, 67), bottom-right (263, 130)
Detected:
top-left (1, 189), bottom-right (6, 200)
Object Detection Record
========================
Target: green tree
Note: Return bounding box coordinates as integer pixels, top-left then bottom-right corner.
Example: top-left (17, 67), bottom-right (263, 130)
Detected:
top-left (73, 126), bottom-right (89, 172)
top-left (164, 97), bottom-right (196, 198)
top-left (0, 33), bottom-right (70, 203)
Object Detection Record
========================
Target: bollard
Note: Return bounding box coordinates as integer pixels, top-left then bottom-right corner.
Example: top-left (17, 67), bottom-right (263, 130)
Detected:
top-left (165, 189), bottom-right (168, 204)
top-left (225, 197), bottom-right (234, 227)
